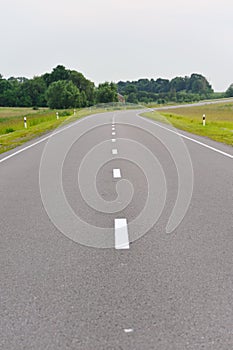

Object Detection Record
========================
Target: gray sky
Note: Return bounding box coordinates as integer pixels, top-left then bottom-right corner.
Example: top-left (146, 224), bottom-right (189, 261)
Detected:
top-left (1, 0), bottom-right (233, 91)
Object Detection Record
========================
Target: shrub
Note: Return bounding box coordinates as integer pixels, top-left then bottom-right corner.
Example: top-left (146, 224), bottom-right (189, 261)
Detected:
top-left (5, 128), bottom-right (15, 133)
top-left (59, 110), bottom-right (71, 117)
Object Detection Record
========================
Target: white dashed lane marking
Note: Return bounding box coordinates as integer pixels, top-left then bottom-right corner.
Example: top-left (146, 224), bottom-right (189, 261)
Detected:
top-left (111, 121), bottom-right (129, 250)
top-left (114, 219), bottom-right (129, 250)
top-left (113, 168), bottom-right (121, 178)
top-left (124, 329), bottom-right (134, 333)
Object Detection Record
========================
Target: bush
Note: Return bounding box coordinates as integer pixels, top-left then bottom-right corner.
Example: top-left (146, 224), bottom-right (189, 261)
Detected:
top-left (5, 128), bottom-right (15, 133)
top-left (59, 110), bottom-right (71, 117)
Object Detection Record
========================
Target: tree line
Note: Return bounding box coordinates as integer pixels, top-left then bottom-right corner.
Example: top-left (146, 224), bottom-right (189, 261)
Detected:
top-left (0, 65), bottom-right (118, 109)
top-left (117, 75), bottom-right (233, 103)
top-left (0, 66), bottom-right (232, 108)
top-left (117, 74), bottom-right (221, 104)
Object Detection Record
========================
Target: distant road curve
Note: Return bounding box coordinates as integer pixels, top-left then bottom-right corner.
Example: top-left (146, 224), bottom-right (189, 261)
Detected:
top-left (153, 97), bottom-right (233, 110)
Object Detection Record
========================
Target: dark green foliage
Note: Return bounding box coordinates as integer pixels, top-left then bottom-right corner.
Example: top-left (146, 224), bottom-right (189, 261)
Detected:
top-left (5, 128), bottom-right (15, 133)
top-left (225, 83), bottom-right (233, 97)
top-left (46, 80), bottom-right (82, 109)
top-left (117, 74), bottom-right (214, 104)
top-left (20, 77), bottom-right (47, 107)
top-left (59, 110), bottom-right (72, 117)
top-left (0, 65), bottom-right (96, 109)
top-left (95, 82), bottom-right (118, 103)
top-left (0, 67), bottom-right (219, 108)
top-left (43, 65), bottom-right (70, 85)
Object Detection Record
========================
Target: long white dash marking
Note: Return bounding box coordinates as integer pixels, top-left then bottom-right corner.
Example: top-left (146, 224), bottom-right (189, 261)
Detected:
top-left (113, 168), bottom-right (121, 178)
top-left (112, 132), bottom-right (116, 136)
top-left (112, 139), bottom-right (116, 143)
top-left (115, 219), bottom-right (129, 250)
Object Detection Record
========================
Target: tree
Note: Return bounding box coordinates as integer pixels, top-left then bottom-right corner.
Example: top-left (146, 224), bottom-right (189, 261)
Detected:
top-left (20, 77), bottom-right (47, 107)
top-left (69, 70), bottom-right (95, 105)
top-left (225, 83), bottom-right (233, 97)
top-left (124, 84), bottom-right (137, 94)
top-left (127, 92), bottom-right (138, 103)
top-left (170, 77), bottom-right (186, 92)
top-left (154, 78), bottom-right (170, 93)
top-left (42, 65), bottom-right (70, 86)
top-left (117, 74), bottom-right (214, 103)
top-left (46, 80), bottom-right (81, 109)
top-left (187, 73), bottom-right (213, 95)
top-left (95, 82), bottom-right (118, 103)
top-left (0, 79), bottom-right (20, 106)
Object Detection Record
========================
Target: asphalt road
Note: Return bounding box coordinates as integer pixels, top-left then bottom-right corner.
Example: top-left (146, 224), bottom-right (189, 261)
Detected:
top-left (153, 97), bottom-right (233, 110)
top-left (1, 109), bottom-right (233, 350)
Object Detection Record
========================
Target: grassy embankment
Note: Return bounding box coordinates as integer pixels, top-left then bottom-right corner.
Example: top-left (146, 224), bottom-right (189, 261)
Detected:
top-left (1, 102), bottom-right (232, 154)
top-left (0, 103), bottom-right (146, 154)
top-left (0, 107), bottom-right (108, 154)
top-left (143, 102), bottom-right (233, 146)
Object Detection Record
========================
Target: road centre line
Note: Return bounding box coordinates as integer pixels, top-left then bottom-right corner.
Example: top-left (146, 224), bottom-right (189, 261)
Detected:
top-left (112, 149), bottom-right (118, 155)
top-left (114, 218), bottom-right (129, 250)
top-left (124, 328), bottom-right (134, 333)
top-left (113, 168), bottom-right (121, 178)
top-left (2, 110), bottom-right (232, 165)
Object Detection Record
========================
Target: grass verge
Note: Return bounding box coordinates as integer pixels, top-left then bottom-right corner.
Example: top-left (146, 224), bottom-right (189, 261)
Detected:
top-left (143, 102), bottom-right (233, 146)
top-left (0, 103), bottom-right (140, 154)
top-left (0, 107), bottom-right (107, 154)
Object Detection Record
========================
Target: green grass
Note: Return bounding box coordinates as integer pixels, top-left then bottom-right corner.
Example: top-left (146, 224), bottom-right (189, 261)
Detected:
top-left (0, 107), bottom-right (109, 154)
top-left (3, 102), bottom-right (232, 154)
top-left (0, 105), bottom-right (135, 154)
top-left (143, 102), bottom-right (233, 146)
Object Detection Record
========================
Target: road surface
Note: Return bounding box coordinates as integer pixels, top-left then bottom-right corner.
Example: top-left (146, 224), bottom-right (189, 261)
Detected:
top-left (153, 97), bottom-right (233, 110)
top-left (0, 109), bottom-right (233, 350)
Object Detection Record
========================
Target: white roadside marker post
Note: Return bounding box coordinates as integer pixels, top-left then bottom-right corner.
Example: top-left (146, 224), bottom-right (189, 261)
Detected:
top-left (203, 114), bottom-right (206, 126)
top-left (24, 117), bottom-right (27, 129)
top-left (56, 112), bottom-right (59, 120)
top-left (74, 109), bottom-right (76, 115)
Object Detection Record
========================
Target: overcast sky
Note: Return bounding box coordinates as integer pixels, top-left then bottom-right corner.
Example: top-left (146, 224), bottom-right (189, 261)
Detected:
top-left (1, 0), bottom-right (232, 91)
